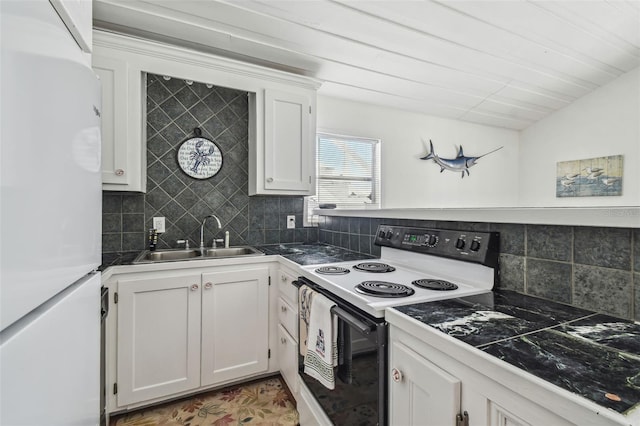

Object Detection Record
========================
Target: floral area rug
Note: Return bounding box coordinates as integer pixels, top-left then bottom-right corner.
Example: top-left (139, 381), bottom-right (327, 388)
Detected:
top-left (110, 377), bottom-right (299, 426)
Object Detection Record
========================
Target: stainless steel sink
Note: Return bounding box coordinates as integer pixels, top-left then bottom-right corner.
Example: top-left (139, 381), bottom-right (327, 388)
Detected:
top-left (201, 247), bottom-right (263, 257)
top-left (132, 246), bottom-right (264, 264)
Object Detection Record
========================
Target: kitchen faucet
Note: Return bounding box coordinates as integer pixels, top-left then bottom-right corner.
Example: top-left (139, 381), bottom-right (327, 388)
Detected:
top-left (200, 214), bottom-right (222, 251)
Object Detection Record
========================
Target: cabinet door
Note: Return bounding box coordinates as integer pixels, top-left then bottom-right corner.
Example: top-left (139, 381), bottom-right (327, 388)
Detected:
top-left (93, 55), bottom-right (129, 187)
top-left (390, 340), bottom-right (461, 426)
top-left (201, 267), bottom-right (270, 386)
top-left (278, 324), bottom-right (299, 394)
top-left (92, 41), bottom-right (146, 192)
top-left (117, 273), bottom-right (202, 406)
top-left (264, 89), bottom-right (313, 193)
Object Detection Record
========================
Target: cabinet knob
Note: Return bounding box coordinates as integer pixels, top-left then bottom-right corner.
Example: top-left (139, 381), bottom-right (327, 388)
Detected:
top-left (281, 305), bottom-right (287, 312)
top-left (280, 337), bottom-right (287, 344)
top-left (191, 284), bottom-right (199, 291)
top-left (391, 368), bottom-right (403, 382)
top-left (115, 169), bottom-right (125, 176)
top-left (266, 177), bottom-right (274, 183)
top-left (204, 282), bottom-right (213, 290)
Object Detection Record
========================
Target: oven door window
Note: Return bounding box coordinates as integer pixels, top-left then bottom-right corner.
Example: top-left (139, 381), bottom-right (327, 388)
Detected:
top-left (299, 316), bottom-right (384, 425)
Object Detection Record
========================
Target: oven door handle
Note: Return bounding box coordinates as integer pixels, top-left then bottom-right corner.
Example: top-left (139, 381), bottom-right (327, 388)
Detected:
top-left (331, 306), bottom-right (371, 335)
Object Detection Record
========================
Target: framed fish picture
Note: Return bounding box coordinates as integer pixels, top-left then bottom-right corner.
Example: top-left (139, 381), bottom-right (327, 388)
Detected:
top-left (556, 155), bottom-right (623, 197)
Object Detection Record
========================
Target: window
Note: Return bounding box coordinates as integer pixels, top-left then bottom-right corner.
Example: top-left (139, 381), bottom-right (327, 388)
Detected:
top-left (305, 133), bottom-right (381, 225)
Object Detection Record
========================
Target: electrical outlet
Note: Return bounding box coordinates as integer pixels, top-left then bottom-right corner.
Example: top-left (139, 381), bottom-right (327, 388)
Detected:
top-left (287, 215), bottom-right (296, 229)
top-left (152, 217), bottom-right (166, 233)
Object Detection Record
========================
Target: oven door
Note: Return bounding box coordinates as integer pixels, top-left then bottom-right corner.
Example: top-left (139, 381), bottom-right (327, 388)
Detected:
top-left (295, 278), bottom-right (387, 426)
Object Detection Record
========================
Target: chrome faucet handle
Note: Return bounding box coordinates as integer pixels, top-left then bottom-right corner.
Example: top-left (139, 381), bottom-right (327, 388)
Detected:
top-left (212, 238), bottom-right (224, 249)
top-left (177, 239), bottom-right (190, 249)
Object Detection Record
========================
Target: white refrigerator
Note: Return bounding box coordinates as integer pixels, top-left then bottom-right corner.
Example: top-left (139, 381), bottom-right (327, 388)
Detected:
top-left (1, 0), bottom-right (102, 424)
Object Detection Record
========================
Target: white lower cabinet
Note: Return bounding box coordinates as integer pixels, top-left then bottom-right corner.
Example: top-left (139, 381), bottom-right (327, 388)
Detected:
top-left (117, 272), bottom-right (202, 406)
top-left (113, 265), bottom-right (270, 408)
top-left (201, 267), bottom-right (270, 386)
top-left (389, 339), bottom-right (461, 426)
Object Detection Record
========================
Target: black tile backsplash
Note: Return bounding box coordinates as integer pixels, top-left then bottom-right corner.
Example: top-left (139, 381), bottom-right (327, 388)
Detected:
top-left (317, 216), bottom-right (639, 321)
top-left (526, 258), bottom-right (572, 303)
top-left (99, 75), bottom-right (637, 322)
top-left (574, 227), bottom-right (632, 270)
top-left (526, 225), bottom-right (572, 261)
top-left (102, 74), bottom-right (315, 256)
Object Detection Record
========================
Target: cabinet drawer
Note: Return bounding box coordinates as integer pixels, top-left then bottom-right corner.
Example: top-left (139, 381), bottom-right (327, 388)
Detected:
top-left (278, 324), bottom-right (299, 394)
top-left (278, 268), bottom-right (298, 306)
top-left (278, 297), bottom-right (298, 339)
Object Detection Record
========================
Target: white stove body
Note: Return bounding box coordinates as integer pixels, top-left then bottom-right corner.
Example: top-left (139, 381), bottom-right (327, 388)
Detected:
top-left (300, 246), bottom-right (496, 318)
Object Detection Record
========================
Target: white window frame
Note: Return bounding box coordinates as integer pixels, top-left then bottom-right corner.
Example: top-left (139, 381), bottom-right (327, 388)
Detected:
top-left (304, 132), bottom-right (381, 226)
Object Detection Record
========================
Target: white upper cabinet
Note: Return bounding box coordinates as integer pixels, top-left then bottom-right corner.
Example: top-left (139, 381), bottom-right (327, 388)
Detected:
top-left (249, 88), bottom-right (316, 195)
top-left (92, 33), bottom-right (146, 192)
top-left (92, 30), bottom-right (320, 195)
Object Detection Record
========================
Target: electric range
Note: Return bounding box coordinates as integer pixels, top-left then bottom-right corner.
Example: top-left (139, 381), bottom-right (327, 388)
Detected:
top-left (296, 224), bottom-right (499, 425)
top-left (299, 224), bottom-right (500, 318)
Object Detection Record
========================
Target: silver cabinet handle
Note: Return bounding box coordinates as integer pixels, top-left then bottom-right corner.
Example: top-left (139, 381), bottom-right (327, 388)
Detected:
top-left (115, 169), bottom-right (125, 176)
top-left (191, 284), bottom-right (199, 291)
top-left (391, 368), bottom-right (403, 382)
top-left (266, 177), bottom-right (274, 183)
top-left (204, 282), bottom-right (212, 290)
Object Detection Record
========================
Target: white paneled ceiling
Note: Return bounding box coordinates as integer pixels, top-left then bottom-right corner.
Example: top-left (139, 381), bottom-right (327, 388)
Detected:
top-left (93, 0), bottom-right (640, 130)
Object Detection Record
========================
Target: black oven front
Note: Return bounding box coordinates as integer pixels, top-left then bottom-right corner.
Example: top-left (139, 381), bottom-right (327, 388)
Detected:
top-left (294, 276), bottom-right (387, 426)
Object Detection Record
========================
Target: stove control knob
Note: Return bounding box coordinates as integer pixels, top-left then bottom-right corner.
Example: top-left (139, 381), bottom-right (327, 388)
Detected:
top-left (426, 235), bottom-right (439, 247)
top-left (385, 230), bottom-right (394, 239)
top-left (470, 240), bottom-right (481, 252)
top-left (391, 368), bottom-right (403, 383)
top-left (455, 238), bottom-right (466, 250)
top-left (378, 230), bottom-right (385, 238)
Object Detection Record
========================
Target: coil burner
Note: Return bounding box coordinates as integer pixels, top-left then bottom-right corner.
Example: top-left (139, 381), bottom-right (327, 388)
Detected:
top-left (411, 279), bottom-right (458, 291)
top-left (353, 262), bottom-right (396, 273)
top-left (355, 281), bottom-right (415, 298)
top-left (315, 266), bottom-right (350, 275)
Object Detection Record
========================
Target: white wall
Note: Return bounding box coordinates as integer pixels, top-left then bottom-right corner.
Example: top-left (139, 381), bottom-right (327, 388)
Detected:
top-left (317, 67), bottom-right (640, 209)
top-left (316, 96), bottom-right (520, 208)
top-left (519, 67), bottom-right (640, 207)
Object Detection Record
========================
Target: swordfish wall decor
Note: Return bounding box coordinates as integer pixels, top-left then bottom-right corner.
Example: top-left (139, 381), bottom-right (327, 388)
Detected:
top-left (420, 140), bottom-right (503, 178)
top-left (556, 155), bottom-right (623, 197)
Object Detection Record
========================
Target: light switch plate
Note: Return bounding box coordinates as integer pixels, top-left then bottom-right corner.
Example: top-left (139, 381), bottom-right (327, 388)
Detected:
top-left (287, 215), bottom-right (296, 229)
top-left (152, 217), bottom-right (166, 233)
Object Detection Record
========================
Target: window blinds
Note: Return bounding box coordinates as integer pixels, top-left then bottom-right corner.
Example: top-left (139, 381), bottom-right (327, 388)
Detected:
top-left (315, 133), bottom-right (381, 209)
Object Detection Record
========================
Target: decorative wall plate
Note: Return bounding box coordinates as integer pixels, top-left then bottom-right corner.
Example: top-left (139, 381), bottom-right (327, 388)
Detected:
top-left (177, 128), bottom-right (222, 179)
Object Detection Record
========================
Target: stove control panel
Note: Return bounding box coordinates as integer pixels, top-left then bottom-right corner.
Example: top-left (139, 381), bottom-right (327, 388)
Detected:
top-left (375, 225), bottom-right (499, 267)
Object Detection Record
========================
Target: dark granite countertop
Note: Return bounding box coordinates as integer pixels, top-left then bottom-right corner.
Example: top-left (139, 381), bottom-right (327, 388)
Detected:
top-left (394, 290), bottom-right (640, 416)
top-left (99, 251), bottom-right (140, 271)
top-left (255, 243), bottom-right (375, 265)
top-left (100, 243), bottom-right (374, 270)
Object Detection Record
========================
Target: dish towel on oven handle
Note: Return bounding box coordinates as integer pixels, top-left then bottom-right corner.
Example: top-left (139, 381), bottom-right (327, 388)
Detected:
top-left (298, 285), bottom-right (313, 358)
top-left (301, 287), bottom-right (338, 389)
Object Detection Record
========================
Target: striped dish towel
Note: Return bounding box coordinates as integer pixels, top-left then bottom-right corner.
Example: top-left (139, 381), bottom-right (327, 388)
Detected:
top-left (303, 289), bottom-right (338, 389)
